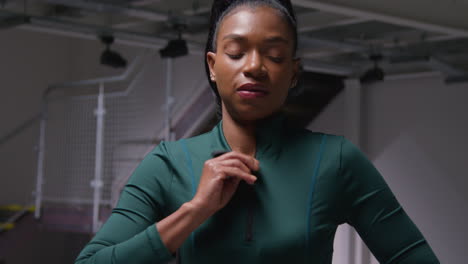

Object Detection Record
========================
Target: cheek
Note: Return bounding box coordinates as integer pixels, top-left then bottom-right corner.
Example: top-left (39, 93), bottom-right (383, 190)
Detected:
top-left (214, 60), bottom-right (245, 96)
top-left (271, 67), bottom-right (293, 90)
top-left (214, 60), bottom-right (235, 84)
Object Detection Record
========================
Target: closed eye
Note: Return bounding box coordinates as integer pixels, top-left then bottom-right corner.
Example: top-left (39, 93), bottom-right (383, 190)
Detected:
top-left (269, 56), bottom-right (284, 63)
top-left (227, 53), bottom-right (244, 60)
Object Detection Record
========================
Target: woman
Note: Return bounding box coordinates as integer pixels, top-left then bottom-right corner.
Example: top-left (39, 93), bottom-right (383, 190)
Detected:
top-left (76, 0), bottom-right (439, 263)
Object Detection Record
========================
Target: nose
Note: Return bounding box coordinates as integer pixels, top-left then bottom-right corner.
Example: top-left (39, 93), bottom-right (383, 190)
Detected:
top-left (243, 50), bottom-right (267, 79)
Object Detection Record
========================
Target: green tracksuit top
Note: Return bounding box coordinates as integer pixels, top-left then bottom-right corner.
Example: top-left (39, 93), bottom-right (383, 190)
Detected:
top-left (75, 114), bottom-right (439, 264)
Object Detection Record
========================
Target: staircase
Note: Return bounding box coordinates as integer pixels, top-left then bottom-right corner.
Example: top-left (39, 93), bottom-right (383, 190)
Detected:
top-left (0, 209), bottom-right (90, 264)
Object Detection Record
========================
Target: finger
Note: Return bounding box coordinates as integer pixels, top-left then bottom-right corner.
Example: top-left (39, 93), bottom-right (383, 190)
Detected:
top-left (220, 167), bottom-right (257, 185)
top-left (219, 151), bottom-right (259, 171)
top-left (211, 150), bottom-right (228, 158)
top-left (219, 159), bottom-right (251, 173)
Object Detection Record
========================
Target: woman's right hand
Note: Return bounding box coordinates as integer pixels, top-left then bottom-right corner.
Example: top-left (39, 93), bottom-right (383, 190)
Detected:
top-left (156, 151), bottom-right (259, 253)
top-left (189, 151), bottom-right (259, 216)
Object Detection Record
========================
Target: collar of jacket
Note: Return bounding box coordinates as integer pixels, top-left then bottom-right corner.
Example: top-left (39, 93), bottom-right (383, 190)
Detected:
top-left (211, 112), bottom-right (286, 159)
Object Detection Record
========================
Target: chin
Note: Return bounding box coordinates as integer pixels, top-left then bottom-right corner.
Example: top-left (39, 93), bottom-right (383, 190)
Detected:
top-left (232, 105), bottom-right (280, 123)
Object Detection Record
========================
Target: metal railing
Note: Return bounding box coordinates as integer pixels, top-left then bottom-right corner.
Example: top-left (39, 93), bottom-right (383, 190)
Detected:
top-left (31, 51), bottom-right (213, 233)
top-left (1, 45), bottom-right (214, 233)
top-left (34, 52), bottom-right (148, 233)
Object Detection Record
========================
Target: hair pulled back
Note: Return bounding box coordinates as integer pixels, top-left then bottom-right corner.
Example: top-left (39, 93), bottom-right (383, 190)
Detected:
top-left (204, 0), bottom-right (298, 116)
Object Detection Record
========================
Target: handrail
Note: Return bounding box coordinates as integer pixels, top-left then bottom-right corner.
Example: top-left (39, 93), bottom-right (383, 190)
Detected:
top-left (0, 113), bottom-right (42, 147)
top-left (0, 53), bottom-right (146, 149)
top-left (43, 52), bottom-right (146, 99)
top-left (33, 52), bottom-right (148, 224)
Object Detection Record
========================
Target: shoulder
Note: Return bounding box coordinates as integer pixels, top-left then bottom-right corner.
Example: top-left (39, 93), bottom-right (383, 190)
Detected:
top-left (289, 129), bottom-right (369, 162)
top-left (177, 129), bottom-right (215, 148)
top-left (151, 129), bottom-right (215, 161)
top-left (285, 127), bottom-right (344, 152)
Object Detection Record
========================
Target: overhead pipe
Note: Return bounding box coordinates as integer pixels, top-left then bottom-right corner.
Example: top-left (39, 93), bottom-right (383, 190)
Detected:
top-left (299, 36), bottom-right (368, 53)
top-left (291, 0), bottom-right (468, 37)
top-left (298, 17), bottom-right (369, 33)
top-left (41, 0), bottom-right (206, 25)
top-left (302, 58), bottom-right (356, 76)
top-left (0, 10), bottom-right (204, 54)
top-left (43, 0), bottom-right (168, 21)
top-left (429, 57), bottom-right (466, 77)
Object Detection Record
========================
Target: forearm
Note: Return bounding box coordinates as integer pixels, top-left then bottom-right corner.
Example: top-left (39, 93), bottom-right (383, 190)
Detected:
top-left (75, 218), bottom-right (174, 264)
top-left (157, 201), bottom-right (213, 253)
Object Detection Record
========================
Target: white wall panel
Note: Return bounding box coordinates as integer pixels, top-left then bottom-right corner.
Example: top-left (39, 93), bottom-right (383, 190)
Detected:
top-left (307, 75), bottom-right (468, 263)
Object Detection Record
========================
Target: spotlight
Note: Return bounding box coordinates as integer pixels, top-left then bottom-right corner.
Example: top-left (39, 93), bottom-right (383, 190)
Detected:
top-left (360, 66), bottom-right (384, 83)
top-left (100, 35), bottom-right (127, 68)
top-left (360, 54), bottom-right (384, 84)
top-left (159, 38), bottom-right (188, 58)
top-left (159, 25), bottom-right (189, 58)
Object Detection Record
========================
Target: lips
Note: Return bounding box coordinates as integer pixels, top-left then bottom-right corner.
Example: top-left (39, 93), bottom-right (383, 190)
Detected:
top-left (236, 83), bottom-right (269, 99)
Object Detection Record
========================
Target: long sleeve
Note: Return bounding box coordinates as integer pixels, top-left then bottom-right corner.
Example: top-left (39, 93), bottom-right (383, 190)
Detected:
top-left (339, 138), bottom-right (439, 264)
top-left (75, 142), bottom-right (174, 264)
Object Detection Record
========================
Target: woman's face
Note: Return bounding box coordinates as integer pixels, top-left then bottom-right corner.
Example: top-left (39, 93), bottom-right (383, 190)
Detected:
top-left (207, 5), bottom-right (299, 122)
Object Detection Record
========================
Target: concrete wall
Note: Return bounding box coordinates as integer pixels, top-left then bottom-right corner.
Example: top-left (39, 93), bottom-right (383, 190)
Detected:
top-left (0, 28), bottom-right (73, 205)
top-left (308, 74), bottom-right (468, 263)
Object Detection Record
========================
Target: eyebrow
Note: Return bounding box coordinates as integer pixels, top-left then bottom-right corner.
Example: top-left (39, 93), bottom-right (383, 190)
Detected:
top-left (222, 34), bottom-right (245, 41)
top-left (222, 34), bottom-right (289, 45)
top-left (264, 36), bottom-right (289, 45)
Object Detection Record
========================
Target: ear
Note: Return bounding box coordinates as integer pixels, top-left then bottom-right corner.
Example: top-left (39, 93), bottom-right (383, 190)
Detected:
top-left (206, 51), bottom-right (217, 81)
top-left (290, 57), bottom-right (301, 88)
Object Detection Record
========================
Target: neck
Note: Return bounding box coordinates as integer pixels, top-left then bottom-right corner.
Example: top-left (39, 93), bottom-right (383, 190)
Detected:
top-left (222, 107), bottom-right (257, 157)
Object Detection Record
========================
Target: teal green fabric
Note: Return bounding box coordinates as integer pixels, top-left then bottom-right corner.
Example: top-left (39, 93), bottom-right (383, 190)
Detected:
top-left (75, 115), bottom-right (439, 264)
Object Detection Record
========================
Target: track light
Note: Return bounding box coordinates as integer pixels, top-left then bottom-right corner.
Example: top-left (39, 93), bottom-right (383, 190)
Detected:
top-left (360, 66), bottom-right (384, 83)
top-left (159, 38), bottom-right (188, 58)
top-left (360, 54), bottom-right (384, 84)
top-left (100, 35), bottom-right (127, 68)
top-left (159, 26), bottom-right (188, 58)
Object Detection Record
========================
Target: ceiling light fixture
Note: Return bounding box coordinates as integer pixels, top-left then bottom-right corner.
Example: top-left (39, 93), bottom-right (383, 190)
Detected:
top-left (159, 24), bottom-right (188, 58)
top-left (100, 35), bottom-right (127, 68)
top-left (360, 54), bottom-right (384, 84)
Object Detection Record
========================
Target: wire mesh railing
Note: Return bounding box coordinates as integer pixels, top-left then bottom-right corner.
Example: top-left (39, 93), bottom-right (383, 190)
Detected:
top-left (33, 50), bottom-right (213, 233)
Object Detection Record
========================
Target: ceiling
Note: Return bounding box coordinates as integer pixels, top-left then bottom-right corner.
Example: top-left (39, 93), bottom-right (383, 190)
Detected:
top-left (1, 0), bottom-right (468, 82)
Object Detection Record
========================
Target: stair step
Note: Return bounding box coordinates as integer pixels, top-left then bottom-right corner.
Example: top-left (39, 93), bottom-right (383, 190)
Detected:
top-left (40, 204), bottom-right (111, 233)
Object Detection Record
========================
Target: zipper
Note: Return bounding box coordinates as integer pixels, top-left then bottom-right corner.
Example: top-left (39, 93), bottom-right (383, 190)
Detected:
top-left (245, 184), bottom-right (255, 242)
top-left (212, 150), bottom-right (256, 242)
top-left (245, 142), bottom-right (260, 243)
